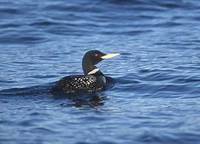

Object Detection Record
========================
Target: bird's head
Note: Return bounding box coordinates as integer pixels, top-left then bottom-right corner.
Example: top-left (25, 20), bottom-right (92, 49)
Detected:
top-left (82, 50), bottom-right (120, 75)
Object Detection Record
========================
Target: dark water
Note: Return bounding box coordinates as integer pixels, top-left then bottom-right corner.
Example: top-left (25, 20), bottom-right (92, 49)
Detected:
top-left (1, 0), bottom-right (200, 143)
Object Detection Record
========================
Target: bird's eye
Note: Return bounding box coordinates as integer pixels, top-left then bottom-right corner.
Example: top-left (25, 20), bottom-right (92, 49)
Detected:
top-left (95, 54), bottom-right (98, 57)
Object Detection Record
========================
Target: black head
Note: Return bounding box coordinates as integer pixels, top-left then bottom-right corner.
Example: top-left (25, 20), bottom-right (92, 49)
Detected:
top-left (83, 50), bottom-right (105, 66)
top-left (82, 50), bottom-right (120, 75)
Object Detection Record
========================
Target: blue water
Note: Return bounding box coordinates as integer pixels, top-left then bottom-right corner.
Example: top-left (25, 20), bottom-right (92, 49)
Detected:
top-left (1, 0), bottom-right (200, 143)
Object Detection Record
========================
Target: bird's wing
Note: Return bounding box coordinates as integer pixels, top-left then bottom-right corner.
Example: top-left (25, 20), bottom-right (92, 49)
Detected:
top-left (56, 75), bottom-right (97, 92)
top-left (68, 75), bottom-right (97, 89)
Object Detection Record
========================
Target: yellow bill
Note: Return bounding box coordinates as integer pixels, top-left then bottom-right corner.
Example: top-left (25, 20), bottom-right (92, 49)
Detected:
top-left (101, 53), bottom-right (120, 59)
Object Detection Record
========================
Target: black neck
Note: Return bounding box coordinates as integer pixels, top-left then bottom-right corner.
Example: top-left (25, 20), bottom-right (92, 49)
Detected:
top-left (82, 58), bottom-right (96, 75)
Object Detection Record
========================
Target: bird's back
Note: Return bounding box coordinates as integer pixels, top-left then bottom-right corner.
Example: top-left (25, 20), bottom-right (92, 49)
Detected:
top-left (52, 74), bottom-right (105, 94)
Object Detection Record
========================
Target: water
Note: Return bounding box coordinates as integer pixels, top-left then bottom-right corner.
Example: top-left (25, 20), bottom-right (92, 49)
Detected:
top-left (1, 0), bottom-right (200, 143)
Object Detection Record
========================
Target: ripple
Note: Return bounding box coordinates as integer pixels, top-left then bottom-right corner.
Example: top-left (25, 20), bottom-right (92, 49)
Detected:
top-left (0, 83), bottom-right (53, 96)
top-left (0, 34), bottom-right (48, 45)
top-left (30, 20), bottom-right (61, 27)
top-left (154, 21), bottom-right (183, 28)
top-left (31, 127), bottom-right (58, 134)
top-left (0, 7), bottom-right (22, 15)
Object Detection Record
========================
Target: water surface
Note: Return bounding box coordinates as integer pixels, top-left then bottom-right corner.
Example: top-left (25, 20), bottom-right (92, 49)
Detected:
top-left (1, 0), bottom-right (200, 144)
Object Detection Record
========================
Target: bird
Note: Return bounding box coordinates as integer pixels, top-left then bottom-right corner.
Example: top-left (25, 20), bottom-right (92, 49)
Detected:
top-left (51, 50), bottom-right (120, 94)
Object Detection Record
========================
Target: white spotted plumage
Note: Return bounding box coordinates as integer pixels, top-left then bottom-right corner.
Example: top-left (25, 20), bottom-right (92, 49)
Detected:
top-left (55, 74), bottom-right (103, 93)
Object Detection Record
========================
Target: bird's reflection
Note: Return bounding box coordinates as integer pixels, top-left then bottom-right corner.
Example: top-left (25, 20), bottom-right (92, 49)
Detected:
top-left (71, 94), bottom-right (106, 108)
top-left (52, 92), bottom-right (107, 108)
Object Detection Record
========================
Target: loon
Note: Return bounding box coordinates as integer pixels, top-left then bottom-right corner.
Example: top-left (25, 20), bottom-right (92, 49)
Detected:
top-left (52, 50), bottom-right (120, 94)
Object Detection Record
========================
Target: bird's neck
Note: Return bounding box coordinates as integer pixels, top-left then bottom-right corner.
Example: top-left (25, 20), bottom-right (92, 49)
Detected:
top-left (82, 59), bottom-right (103, 75)
top-left (82, 59), bottom-right (94, 75)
